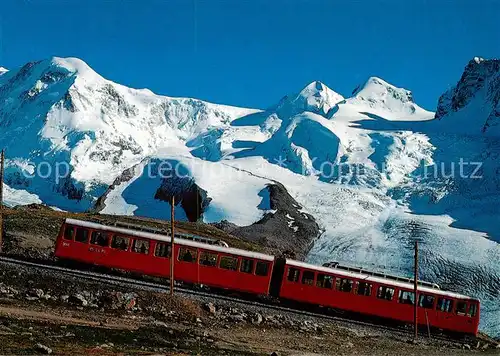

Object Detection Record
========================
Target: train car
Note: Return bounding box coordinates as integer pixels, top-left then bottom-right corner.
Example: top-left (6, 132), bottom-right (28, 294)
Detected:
top-left (277, 260), bottom-right (480, 335)
top-left (54, 218), bottom-right (275, 296)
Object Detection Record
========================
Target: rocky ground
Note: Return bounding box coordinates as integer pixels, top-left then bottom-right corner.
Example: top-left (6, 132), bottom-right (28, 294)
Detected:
top-left (0, 259), bottom-right (499, 355)
top-left (0, 206), bottom-right (499, 355)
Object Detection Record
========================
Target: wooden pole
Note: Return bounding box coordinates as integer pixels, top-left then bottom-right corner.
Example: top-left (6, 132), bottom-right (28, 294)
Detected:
top-left (0, 149), bottom-right (4, 253)
top-left (425, 309), bottom-right (431, 339)
top-left (414, 240), bottom-right (418, 340)
top-left (170, 195), bottom-right (175, 296)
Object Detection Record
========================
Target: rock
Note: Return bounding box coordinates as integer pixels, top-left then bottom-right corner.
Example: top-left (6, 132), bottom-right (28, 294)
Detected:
top-left (481, 343), bottom-right (490, 350)
top-left (463, 344), bottom-right (471, 350)
top-left (25, 296), bottom-right (39, 301)
top-left (205, 302), bottom-right (216, 314)
top-left (103, 291), bottom-right (137, 310)
top-left (35, 343), bottom-right (53, 354)
top-left (0, 284), bottom-right (19, 296)
top-left (65, 332), bottom-right (75, 337)
top-left (100, 343), bottom-right (114, 349)
top-left (152, 320), bottom-right (169, 328)
top-left (30, 289), bottom-right (44, 298)
top-left (196, 317), bottom-right (202, 324)
top-left (60, 295), bottom-right (69, 303)
top-left (70, 293), bottom-right (88, 307)
top-left (271, 352), bottom-right (279, 356)
top-left (229, 314), bottom-right (245, 322)
top-left (251, 313), bottom-right (263, 325)
top-left (344, 341), bottom-right (354, 349)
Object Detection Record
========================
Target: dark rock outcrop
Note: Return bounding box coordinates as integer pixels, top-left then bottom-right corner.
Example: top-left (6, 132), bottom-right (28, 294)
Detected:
top-left (154, 175), bottom-right (210, 222)
top-left (436, 57), bottom-right (500, 135)
top-left (212, 183), bottom-right (320, 259)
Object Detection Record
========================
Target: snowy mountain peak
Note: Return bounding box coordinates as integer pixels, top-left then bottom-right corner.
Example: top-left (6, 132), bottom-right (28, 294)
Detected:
top-left (435, 57), bottom-right (500, 135)
top-left (352, 76), bottom-right (414, 104)
top-left (51, 57), bottom-right (101, 79)
top-left (274, 80), bottom-right (344, 118)
top-left (473, 56), bottom-right (485, 64)
top-left (347, 76), bottom-right (432, 119)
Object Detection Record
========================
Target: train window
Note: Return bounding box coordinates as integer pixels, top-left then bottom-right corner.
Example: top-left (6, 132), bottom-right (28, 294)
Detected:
top-left (467, 303), bottom-right (477, 317)
top-left (199, 251), bottom-right (218, 267)
top-left (90, 231), bottom-right (109, 247)
top-left (398, 290), bottom-right (415, 305)
top-left (316, 274), bottom-right (334, 289)
top-left (155, 242), bottom-right (171, 258)
top-left (357, 282), bottom-right (372, 296)
top-left (255, 262), bottom-right (270, 276)
top-left (178, 247), bottom-right (197, 263)
top-left (335, 278), bottom-right (353, 293)
top-left (63, 226), bottom-right (74, 241)
top-left (240, 259), bottom-right (254, 274)
top-left (75, 228), bottom-right (89, 243)
top-left (301, 271), bottom-right (315, 285)
top-left (219, 256), bottom-right (238, 271)
top-left (456, 301), bottom-right (467, 316)
top-left (111, 235), bottom-right (130, 251)
top-left (287, 267), bottom-right (300, 282)
top-left (437, 297), bottom-right (454, 313)
top-left (418, 294), bottom-right (435, 309)
top-left (377, 286), bottom-right (395, 301)
top-left (132, 239), bottom-right (150, 254)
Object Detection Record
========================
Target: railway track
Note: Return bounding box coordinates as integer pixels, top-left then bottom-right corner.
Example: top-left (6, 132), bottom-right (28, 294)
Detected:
top-left (0, 255), bottom-right (484, 346)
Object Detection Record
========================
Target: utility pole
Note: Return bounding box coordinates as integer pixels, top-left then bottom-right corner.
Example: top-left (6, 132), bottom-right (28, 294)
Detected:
top-left (170, 195), bottom-right (175, 296)
top-left (414, 240), bottom-right (419, 340)
top-left (0, 149), bottom-right (4, 253)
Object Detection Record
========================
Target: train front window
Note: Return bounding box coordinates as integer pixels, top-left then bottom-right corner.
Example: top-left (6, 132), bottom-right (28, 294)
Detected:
top-left (155, 242), bottom-right (171, 258)
top-left (456, 301), bottom-right (467, 315)
top-left (91, 231), bottom-right (109, 247)
top-left (467, 303), bottom-right (477, 317)
top-left (219, 256), bottom-right (238, 270)
top-left (357, 282), bottom-right (372, 296)
top-left (63, 226), bottom-right (74, 241)
top-left (398, 290), bottom-right (415, 305)
top-left (336, 278), bottom-right (353, 293)
top-left (287, 267), bottom-right (300, 282)
top-left (255, 262), bottom-right (270, 276)
top-left (199, 251), bottom-right (218, 267)
top-left (301, 271), bottom-right (315, 285)
top-left (437, 297), bottom-right (454, 313)
top-left (377, 286), bottom-right (395, 301)
top-left (178, 247), bottom-right (197, 263)
top-left (240, 259), bottom-right (254, 274)
top-left (111, 235), bottom-right (130, 251)
top-left (316, 274), bottom-right (334, 289)
top-left (132, 239), bottom-right (150, 254)
top-left (75, 228), bottom-right (89, 243)
top-left (418, 294), bottom-right (435, 309)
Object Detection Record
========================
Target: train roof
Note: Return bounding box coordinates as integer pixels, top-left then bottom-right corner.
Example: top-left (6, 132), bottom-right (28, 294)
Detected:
top-left (65, 218), bottom-right (274, 262)
top-left (286, 260), bottom-right (478, 302)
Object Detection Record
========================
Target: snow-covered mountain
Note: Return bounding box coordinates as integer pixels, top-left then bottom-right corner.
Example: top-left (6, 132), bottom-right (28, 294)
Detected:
top-left (0, 56), bottom-right (499, 336)
top-left (436, 57), bottom-right (500, 136)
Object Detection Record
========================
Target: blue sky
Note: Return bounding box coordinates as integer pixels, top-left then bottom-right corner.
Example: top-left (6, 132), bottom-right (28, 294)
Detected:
top-left (0, 0), bottom-right (498, 111)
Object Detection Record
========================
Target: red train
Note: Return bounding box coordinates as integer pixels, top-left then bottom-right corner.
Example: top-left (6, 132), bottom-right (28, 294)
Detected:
top-left (54, 218), bottom-right (480, 335)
